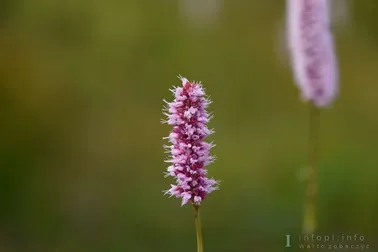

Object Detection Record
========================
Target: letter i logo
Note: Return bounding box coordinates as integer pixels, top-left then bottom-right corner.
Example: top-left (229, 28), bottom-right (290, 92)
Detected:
top-left (285, 235), bottom-right (292, 248)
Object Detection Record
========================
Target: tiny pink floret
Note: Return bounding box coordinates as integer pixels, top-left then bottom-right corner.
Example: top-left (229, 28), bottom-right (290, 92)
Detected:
top-left (162, 76), bottom-right (219, 206)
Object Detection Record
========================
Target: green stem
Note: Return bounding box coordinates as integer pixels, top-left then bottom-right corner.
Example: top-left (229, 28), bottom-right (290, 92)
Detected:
top-left (193, 205), bottom-right (203, 252)
top-left (303, 103), bottom-right (320, 236)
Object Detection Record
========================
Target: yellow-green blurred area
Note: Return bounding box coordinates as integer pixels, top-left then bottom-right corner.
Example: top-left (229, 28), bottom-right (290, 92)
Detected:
top-left (1, 0), bottom-right (378, 251)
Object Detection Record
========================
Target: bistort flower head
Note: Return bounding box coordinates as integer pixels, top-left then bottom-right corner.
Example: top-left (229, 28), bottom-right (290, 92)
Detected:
top-left (162, 76), bottom-right (219, 206)
top-left (286, 0), bottom-right (338, 107)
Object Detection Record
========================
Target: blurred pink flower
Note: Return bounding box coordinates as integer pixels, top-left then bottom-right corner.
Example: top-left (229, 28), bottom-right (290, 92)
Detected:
top-left (162, 76), bottom-right (219, 206)
top-left (286, 0), bottom-right (339, 107)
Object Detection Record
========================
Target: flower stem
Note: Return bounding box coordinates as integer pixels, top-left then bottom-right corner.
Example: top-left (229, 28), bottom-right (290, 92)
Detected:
top-left (193, 204), bottom-right (203, 252)
top-left (303, 103), bottom-right (320, 236)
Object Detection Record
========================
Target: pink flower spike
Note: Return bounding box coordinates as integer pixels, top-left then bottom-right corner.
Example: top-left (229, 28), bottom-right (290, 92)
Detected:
top-left (162, 76), bottom-right (219, 206)
top-left (286, 0), bottom-right (338, 107)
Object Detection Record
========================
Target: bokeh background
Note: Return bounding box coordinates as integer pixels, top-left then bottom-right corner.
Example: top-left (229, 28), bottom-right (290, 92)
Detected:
top-left (1, 0), bottom-right (378, 251)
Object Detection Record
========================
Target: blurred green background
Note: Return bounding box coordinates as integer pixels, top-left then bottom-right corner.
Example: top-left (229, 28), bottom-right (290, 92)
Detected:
top-left (1, 0), bottom-right (378, 251)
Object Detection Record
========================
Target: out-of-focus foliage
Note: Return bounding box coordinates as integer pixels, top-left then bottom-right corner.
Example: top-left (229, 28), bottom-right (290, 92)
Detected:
top-left (1, 0), bottom-right (378, 251)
